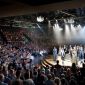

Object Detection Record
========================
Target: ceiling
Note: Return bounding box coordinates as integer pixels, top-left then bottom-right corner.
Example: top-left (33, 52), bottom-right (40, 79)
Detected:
top-left (0, 0), bottom-right (85, 26)
top-left (0, 7), bottom-right (85, 28)
top-left (0, 0), bottom-right (85, 30)
top-left (17, 0), bottom-right (72, 6)
top-left (0, 0), bottom-right (85, 17)
top-left (0, 0), bottom-right (73, 7)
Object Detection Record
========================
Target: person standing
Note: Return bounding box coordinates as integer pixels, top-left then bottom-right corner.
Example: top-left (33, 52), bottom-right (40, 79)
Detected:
top-left (72, 46), bottom-right (77, 65)
top-left (77, 46), bottom-right (80, 61)
top-left (0, 74), bottom-right (8, 85)
top-left (84, 46), bottom-right (85, 62)
top-left (53, 47), bottom-right (58, 61)
top-left (79, 46), bottom-right (84, 63)
top-left (69, 45), bottom-right (73, 59)
top-left (61, 47), bottom-right (65, 61)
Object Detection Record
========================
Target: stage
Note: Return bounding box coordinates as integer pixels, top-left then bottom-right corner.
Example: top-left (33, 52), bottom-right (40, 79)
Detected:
top-left (42, 54), bottom-right (84, 68)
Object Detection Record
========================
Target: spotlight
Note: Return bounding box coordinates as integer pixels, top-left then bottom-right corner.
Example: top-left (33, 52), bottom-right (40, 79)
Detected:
top-left (64, 19), bottom-right (68, 23)
top-left (77, 24), bottom-right (82, 31)
top-left (68, 18), bottom-right (74, 24)
top-left (48, 20), bottom-right (52, 28)
top-left (56, 20), bottom-right (58, 23)
top-left (53, 22), bottom-right (63, 31)
top-left (53, 20), bottom-right (63, 44)
top-left (37, 16), bottom-right (44, 22)
top-left (77, 24), bottom-right (82, 29)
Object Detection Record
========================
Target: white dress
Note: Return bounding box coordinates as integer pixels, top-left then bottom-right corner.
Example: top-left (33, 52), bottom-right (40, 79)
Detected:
top-left (72, 48), bottom-right (77, 64)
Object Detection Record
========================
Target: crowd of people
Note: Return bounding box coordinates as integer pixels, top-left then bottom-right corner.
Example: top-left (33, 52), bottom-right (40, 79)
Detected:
top-left (0, 57), bottom-right (85, 85)
top-left (0, 38), bottom-right (85, 85)
top-left (0, 43), bottom-right (48, 68)
top-left (53, 45), bottom-right (85, 64)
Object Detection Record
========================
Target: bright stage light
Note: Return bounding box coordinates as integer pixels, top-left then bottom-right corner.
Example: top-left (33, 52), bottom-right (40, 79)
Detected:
top-left (37, 16), bottom-right (44, 22)
top-left (65, 24), bottom-right (71, 41)
top-left (53, 24), bottom-right (63, 31)
top-left (48, 20), bottom-right (52, 28)
top-left (64, 18), bottom-right (74, 24)
top-left (70, 24), bottom-right (77, 37)
top-left (68, 18), bottom-right (74, 23)
top-left (53, 21), bottom-right (63, 44)
top-left (53, 20), bottom-right (63, 31)
top-left (64, 19), bottom-right (67, 23)
top-left (78, 26), bottom-right (85, 40)
top-left (77, 24), bottom-right (82, 30)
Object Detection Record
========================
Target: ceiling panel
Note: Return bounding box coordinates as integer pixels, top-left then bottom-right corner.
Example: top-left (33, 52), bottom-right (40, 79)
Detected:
top-left (17, 0), bottom-right (73, 6)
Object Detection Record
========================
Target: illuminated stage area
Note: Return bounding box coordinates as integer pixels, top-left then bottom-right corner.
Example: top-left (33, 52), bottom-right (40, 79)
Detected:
top-left (42, 54), bottom-right (84, 68)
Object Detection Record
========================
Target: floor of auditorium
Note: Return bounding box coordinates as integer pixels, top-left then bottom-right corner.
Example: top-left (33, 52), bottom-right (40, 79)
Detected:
top-left (42, 54), bottom-right (84, 68)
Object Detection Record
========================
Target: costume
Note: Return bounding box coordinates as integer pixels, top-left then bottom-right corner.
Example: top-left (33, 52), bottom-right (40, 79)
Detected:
top-left (61, 48), bottom-right (65, 60)
top-left (72, 46), bottom-right (77, 64)
top-left (79, 46), bottom-right (84, 60)
top-left (53, 47), bottom-right (57, 61)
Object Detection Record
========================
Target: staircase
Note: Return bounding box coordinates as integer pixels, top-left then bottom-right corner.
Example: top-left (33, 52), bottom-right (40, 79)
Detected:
top-left (41, 54), bottom-right (73, 67)
top-left (41, 55), bottom-right (56, 68)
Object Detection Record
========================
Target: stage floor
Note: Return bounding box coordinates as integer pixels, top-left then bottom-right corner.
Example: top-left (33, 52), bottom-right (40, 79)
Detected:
top-left (44, 54), bottom-right (84, 67)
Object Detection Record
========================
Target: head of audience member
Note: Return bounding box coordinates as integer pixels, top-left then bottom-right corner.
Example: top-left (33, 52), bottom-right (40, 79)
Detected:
top-left (16, 70), bottom-right (21, 79)
top-left (51, 72), bottom-right (55, 80)
top-left (0, 74), bottom-right (4, 82)
top-left (83, 63), bottom-right (85, 68)
top-left (56, 60), bottom-right (59, 65)
top-left (61, 78), bottom-right (68, 85)
top-left (47, 74), bottom-right (52, 80)
top-left (54, 77), bottom-right (61, 85)
top-left (69, 79), bottom-right (78, 85)
top-left (24, 70), bottom-right (30, 80)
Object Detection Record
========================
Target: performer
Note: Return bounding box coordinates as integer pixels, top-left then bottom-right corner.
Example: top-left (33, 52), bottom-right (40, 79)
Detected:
top-left (79, 46), bottom-right (84, 63)
top-left (72, 46), bottom-right (77, 65)
top-left (53, 47), bottom-right (58, 61)
top-left (84, 46), bottom-right (85, 62)
top-left (77, 46), bottom-right (80, 60)
top-left (61, 47), bottom-right (65, 60)
top-left (64, 45), bottom-right (67, 54)
top-left (58, 46), bottom-right (62, 56)
top-left (69, 45), bottom-right (73, 59)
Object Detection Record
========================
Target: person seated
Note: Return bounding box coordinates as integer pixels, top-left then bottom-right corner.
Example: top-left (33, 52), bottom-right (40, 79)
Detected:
top-left (0, 74), bottom-right (8, 85)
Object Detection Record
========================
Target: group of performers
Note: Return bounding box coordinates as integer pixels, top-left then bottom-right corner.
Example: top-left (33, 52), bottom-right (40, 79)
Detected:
top-left (53, 45), bottom-right (85, 64)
